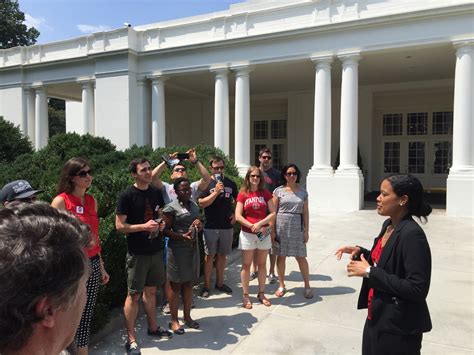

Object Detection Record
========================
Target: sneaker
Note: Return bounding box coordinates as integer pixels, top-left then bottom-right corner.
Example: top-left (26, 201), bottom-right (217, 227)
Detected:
top-left (147, 327), bottom-right (173, 338)
top-left (200, 287), bottom-right (210, 298)
top-left (162, 302), bottom-right (170, 314)
top-left (267, 273), bottom-right (278, 284)
top-left (125, 341), bottom-right (141, 355)
top-left (250, 271), bottom-right (258, 281)
top-left (215, 283), bottom-right (233, 294)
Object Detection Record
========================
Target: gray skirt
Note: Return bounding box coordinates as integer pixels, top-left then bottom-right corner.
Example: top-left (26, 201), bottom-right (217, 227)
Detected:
top-left (167, 232), bottom-right (200, 283)
top-left (273, 212), bottom-right (307, 257)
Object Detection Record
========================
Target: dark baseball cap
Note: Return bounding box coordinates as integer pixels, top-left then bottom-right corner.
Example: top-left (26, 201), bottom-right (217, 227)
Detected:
top-left (0, 180), bottom-right (43, 203)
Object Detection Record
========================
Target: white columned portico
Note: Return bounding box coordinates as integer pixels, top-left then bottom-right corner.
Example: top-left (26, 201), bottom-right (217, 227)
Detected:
top-left (212, 67), bottom-right (230, 155)
top-left (335, 53), bottom-right (364, 210)
top-left (81, 82), bottom-right (95, 135)
top-left (151, 76), bottom-right (167, 149)
top-left (306, 56), bottom-right (335, 211)
top-left (25, 88), bottom-right (36, 145)
top-left (447, 40), bottom-right (474, 218)
top-left (34, 86), bottom-right (48, 150)
top-left (233, 65), bottom-right (251, 176)
top-left (137, 78), bottom-right (150, 146)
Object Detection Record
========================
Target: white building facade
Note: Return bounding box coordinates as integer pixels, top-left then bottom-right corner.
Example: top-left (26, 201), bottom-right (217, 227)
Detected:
top-left (0, 0), bottom-right (473, 217)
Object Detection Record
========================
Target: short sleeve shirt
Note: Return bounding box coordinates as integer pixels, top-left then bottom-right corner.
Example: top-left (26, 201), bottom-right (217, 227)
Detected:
top-left (163, 199), bottom-right (201, 248)
top-left (200, 177), bottom-right (238, 229)
top-left (116, 184), bottom-right (165, 255)
top-left (236, 189), bottom-right (273, 233)
top-left (273, 186), bottom-right (308, 214)
top-left (162, 181), bottom-right (201, 204)
top-left (261, 167), bottom-right (280, 192)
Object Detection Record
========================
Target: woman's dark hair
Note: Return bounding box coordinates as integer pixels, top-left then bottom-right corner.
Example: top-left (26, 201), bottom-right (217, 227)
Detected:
top-left (385, 174), bottom-right (432, 222)
top-left (173, 177), bottom-right (190, 192)
top-left (280, 164), bottom-right (301, 184)
top-left (57, 157), bottom-right (90, 194)
top-left (240, 166), bottom-right (264, 193)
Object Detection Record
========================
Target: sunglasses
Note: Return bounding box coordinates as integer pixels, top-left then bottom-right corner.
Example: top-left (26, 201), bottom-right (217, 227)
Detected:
top-left (285, 172), bottom-right (298, 176)
top-left (261, 156), bottom-right (272, 160)
top-left (173, 168), bottom-right (186, 172)
top-left (212, 166), bottom-right (225, 171)
top-left (75, 169), bottom-right (93, 178)
top-left (250, 174), bottom-right (261, 178)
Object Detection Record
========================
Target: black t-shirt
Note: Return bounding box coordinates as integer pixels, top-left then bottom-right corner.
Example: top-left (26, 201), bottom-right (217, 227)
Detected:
top-left (200, 177), bottom-right (238, 229)
top-left (262, 167), bottom-right (280, 192)
top-left (116, 184), bottom-right (165, 255)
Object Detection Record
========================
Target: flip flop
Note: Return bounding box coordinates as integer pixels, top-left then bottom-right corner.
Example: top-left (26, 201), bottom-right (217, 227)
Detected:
top-left (169, 322), bottom-right (185, 335)
top-left (304, 288), bottom-right (314, 299)
top-left (274, 287), bottom-right (286, 297)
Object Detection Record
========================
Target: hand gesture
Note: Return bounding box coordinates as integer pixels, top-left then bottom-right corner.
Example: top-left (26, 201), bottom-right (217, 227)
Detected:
top-left (346, 254), bottom-right (370, 277)
top-left (182, 230), bottom-right (193, 241)
top-left (143, 219), bottom-right (159, 232)
top-left (335, 246), bottom-right (361, 260)
top-left (191, 219), bottom-right (202, 231)
top-left (187, 149), bottom-right (198, 163)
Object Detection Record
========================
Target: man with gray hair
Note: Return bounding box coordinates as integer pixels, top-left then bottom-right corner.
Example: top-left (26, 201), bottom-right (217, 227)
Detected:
top-left (0, 202), bottom-right (90, 355)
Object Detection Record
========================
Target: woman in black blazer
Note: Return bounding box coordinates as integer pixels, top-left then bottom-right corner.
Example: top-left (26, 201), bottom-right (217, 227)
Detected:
top-left (336, 174), bottom-right (432, 355)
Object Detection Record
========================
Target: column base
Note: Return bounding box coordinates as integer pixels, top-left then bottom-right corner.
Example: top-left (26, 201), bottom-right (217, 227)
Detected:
top-left (306, 168), bottom-right (364, 212)
top-left (447, 170), bottom-right (474, 218)
top-left (236, 164), bottom-right (250, 177)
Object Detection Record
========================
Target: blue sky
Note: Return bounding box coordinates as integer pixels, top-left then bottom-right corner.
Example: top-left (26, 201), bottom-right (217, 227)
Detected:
top-left (20, 0), bottom-right (244, 44)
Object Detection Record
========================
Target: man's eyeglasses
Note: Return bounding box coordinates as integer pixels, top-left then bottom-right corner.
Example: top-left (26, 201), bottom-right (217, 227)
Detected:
top-left (260, 156), bottom-right (272, 160)
top-left (174, 168), bottom-right (186, 173)
top-left (75, 169), bottom-right (93, 178)
top-left (212, 166), bottom-right (224, 171)
top-left (285, 172), bottom-right (298, 176)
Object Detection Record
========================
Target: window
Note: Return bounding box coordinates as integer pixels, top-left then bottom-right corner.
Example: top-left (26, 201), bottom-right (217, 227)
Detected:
top-left (383, 114), bottom-right (403, 136)
top-left (408, 141), bottom-right (425, 174)
top-left (271, 120), bottom-right (286, 139)
top-left (384, 142), bottom-right (400, 173)
top-left (253, 121), bottom-right (268, 140)
top-left (432, 112), bottom-right (453, 135)
top-left (407, 112), bottom-right (428, 135)
top-left (433, 141), bottom-right (451, 174)
top-left (272, 144), bottom-right (284, 171)
top-left (254, 144), bottom-right (267, 166)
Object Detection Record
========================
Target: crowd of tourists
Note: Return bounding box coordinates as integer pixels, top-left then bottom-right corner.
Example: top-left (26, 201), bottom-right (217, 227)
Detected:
top-left (0, 147), bottom-right (433, 355)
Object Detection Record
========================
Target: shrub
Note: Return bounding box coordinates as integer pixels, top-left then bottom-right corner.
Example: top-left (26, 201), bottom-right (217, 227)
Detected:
top-left (0, 117), bottom-right (33, 164)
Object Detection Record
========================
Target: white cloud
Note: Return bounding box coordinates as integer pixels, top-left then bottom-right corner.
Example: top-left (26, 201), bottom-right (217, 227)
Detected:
top-left (24, 13), bottom-right (51, 30)
top-left (77, 24), bottom-right (111, 34)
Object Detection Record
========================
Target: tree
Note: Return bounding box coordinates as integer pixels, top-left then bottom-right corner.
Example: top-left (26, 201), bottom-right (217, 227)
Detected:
top-left (48, 98), bottom-right (66, 137)
top-left (0, 117), bottom-right (33, 164)
top-left (0, 0), bottom-right (39, 49)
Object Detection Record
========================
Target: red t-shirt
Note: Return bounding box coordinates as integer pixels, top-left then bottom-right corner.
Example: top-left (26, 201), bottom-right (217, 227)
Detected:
top-left (367, 237), bottom-right (383, 320)
top-left (59, 192), bottom-right (101, 258)
top-left (237, 189), bottom-right (272, 233)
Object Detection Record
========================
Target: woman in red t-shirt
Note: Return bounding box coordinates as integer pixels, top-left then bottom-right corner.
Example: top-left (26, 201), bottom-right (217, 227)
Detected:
top-left (235, 166), bottom-right (276, 309)
top-left (51, 157), bottom-right (109, 355)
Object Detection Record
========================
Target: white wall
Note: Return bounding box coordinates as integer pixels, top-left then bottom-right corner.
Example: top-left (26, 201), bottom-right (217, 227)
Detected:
top-left (0, 87), bottom-right (24, 128)
top-left (65, 100), bottom-right (83, 134)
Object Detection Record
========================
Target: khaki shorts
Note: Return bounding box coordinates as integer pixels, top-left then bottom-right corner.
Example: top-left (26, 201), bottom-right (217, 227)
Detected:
top-left (126, 251), bottom-right (165, 294)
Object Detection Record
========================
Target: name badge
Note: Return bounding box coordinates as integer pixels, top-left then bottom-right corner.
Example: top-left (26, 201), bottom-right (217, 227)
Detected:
top-left (76, 206), bottom-right (84, 214)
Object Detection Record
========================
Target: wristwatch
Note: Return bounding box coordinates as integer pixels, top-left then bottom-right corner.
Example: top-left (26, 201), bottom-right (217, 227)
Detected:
top-left (365, 266), bottom-right (371, 278)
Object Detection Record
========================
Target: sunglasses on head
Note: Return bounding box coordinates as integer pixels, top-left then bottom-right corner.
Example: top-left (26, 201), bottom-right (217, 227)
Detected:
top-left (75, 169), bottom-right (92, 178)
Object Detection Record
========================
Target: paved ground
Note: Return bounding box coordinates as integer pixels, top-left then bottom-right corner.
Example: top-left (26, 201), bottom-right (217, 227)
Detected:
top-left (91, 207), bottom-right (473, 354)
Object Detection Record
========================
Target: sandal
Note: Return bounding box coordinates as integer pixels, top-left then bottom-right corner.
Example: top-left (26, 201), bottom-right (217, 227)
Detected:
top-left (242, 294), bottom-right (253, 309)
top-left (257, 292), bottom-right (271, 307)
top-left (184, 319), bottom-right (200, 329)
top-left (274, 287), bottom-right (286, 297)
top-left (304, 288), bottom-right (314, 299)
top-left (168, 321), bottom-right (185, 335)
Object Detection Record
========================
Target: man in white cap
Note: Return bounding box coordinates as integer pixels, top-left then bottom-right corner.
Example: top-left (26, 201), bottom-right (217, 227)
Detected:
top-left (1, 180), bottom-right (43, 206)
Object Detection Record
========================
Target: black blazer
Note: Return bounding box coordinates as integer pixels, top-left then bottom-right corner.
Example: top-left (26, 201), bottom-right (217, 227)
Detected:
top-left (357, 215), bottom-right (432, 336)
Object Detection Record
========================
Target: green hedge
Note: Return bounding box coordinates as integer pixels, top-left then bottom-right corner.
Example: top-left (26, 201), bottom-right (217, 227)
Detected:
top-left (0, 131), bottom-right (242, 334)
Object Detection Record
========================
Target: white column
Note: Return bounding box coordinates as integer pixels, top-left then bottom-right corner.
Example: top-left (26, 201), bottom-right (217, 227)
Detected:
top-left (447, 40), bottom-right (474, 218)
top-left (137, 78), bottom-right (149, 146)
top-left (212, 68), bottom-right (230, 155)
top-left (21, 88), bottom-right (28, 136)
top-left (311, 56), bottom-right (333, 172)
top-left (34, 87), bottom-right (48, 150)
top-left (81, 82), bottom-right (95, 135)
top-left (233, 66), bottom-right (251, 176)
top-left (151, 76), bottom-right (166, 149)
top-left (338, 53), bottom-right (361, 171)
top-left (25, 88), bottom-right (36, 145)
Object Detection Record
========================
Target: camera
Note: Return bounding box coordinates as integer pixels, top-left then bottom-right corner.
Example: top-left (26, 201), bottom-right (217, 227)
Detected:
top-left (177, 153), bottom-right (190, 160)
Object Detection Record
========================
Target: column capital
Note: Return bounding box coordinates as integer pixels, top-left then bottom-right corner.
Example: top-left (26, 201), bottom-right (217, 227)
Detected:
top-left (31, 83), bottom-right (45, 91)
top-left (338, 52), bottom-right (362, 65)
top-left (210, 65), bottom-right (229, 76)
top-left (23, 87), bottom-right (35, 94)
top-left (311, 55), bottom-right (333, 68)
top-left (231, 64), bottom-right (253, 76)
top-left (80, 81), bottom-right (94, 90)
top-left (453, 39), bottom-right (474, 55)
top-left (149, 75), bottom-right (168, 84)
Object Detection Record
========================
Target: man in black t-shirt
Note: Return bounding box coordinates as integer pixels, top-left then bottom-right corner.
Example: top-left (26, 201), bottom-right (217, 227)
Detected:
top-left (198, 156), bottom-right (238, 298)
top-left (116, 158), bottom-right (172, 354)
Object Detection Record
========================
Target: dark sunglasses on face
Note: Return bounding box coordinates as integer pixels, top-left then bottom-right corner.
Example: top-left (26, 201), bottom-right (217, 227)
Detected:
top-left (75, 169), bottom-right (93, 178)
top-left (285, 172), bottom-right (298, 176)
top-left (212, 166), bottom-right (224, 171)
top-left (174, 168), bottom-right (186, 172)
top-left (250, 174), bottom-right (261, 178)
top-left (261, 156), bottom-right (272, 160)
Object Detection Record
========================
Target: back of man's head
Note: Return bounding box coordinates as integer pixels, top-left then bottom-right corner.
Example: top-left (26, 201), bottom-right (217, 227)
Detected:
top-left (0, 202), bottom-right (90, 353)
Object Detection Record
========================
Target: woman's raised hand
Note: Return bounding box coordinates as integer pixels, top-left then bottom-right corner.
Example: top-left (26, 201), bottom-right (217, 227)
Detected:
top-left (335, 246), bottom-right (361, 260)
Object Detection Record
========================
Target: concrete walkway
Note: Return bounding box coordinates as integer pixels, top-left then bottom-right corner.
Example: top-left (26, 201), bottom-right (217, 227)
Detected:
top-left (91, 208), bottom-right (473, 354)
